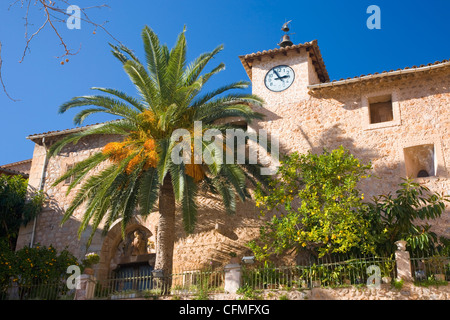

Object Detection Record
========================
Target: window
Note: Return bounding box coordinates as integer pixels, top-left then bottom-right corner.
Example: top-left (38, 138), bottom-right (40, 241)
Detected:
top-left (369, 94), bottom-right (393, 124)
top-left (363, 91), bottom-right (401, 130)
top-left (403, 144), bottom-right (435, 178)
top-left (64, 164), bottom-right (74, 185)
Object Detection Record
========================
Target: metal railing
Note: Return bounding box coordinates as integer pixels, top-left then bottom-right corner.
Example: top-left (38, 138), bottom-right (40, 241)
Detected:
top-left (3, 254), bottom-right (447, 300)
top-left (242, 255), bottom-right (397, 290)
top-left (93, 268), bottom-right (225, 299)
top-left (0, 280), bottom-right (75, 300)
top-left (410, 255), bottom-right (450, 283)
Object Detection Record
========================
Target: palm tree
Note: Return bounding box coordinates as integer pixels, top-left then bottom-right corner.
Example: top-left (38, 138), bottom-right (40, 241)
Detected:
top-left (49, 26), bottom-right (268, 291)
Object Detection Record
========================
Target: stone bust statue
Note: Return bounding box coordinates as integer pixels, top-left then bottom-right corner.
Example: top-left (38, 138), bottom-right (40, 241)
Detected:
top-left (131, 230), bottom-right (148, 256)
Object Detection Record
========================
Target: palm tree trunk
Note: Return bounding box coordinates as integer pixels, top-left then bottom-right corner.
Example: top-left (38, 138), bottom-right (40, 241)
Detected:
top-left (154, 175), bottom-right (175, 294)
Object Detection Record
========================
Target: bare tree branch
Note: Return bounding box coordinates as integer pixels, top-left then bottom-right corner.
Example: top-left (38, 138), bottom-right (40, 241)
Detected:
top-left (1, 0), bottom-right (121, 101)
top-left (0, 41), bottom-right (19, 101)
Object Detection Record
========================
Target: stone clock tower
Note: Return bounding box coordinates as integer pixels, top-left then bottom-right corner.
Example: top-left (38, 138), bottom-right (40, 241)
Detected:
top-left (238, 33), bottom-right (330, 155)
top-left (239, 39), bottom-right (329, 108)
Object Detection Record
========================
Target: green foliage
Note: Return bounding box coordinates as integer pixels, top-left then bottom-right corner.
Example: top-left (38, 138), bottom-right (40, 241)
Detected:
top-left (366, 179), bottom-right (449, 256)
top-left (13, 244), bottom-right (78, 285)
top-left (414, 277), bottom-right (448, 287)
top-left (436, 236), bottom-right (450, 256)
top-left (380, 256), bottom-right (396, 277)
top-left (236, 285), bottom-right (263, 300)
top-left (250, 147), bottom-right (375, 259)
top-left (392, 279), bottom-right (404, 290)
top-left (242, 261), bottom-right (287, 289)
top-left (0, 241), bottom-right (79, 297)
top-left (82, 252), bottom-right (100, 269)
top-left (0, 174), bottom-right (45, 249)
top-left (193, 288), bottom-right (210, 300)
top-left (248, 147), bottom-right (449, 261)
top-left (0, 240), bottom-right (15, 293)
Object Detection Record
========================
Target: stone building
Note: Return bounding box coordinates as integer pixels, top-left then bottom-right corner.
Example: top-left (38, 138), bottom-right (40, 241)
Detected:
top-left (15, 38), bottom-right (450, 280)
top-left (0, 159), bottom-right (32, 178)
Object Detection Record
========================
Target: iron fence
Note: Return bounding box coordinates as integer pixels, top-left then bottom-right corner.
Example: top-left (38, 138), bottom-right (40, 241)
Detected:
top-left (410, 254), bottom-right (450, 283)
top-left (3, 254), bottom-right (447, 300)
top-left (93, 267), bottom-right (225, 299)
top-left (0, 280), bottom-right (74, 300)
top-left (242, 255), bottom-right (397, 290)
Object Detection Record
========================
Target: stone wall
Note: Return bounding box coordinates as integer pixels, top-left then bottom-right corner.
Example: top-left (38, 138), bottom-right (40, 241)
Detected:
top-left (16, 45), bottom-right (450, 278)
top-left (15, 134), bottom-right (121, 258)
top-left (205, 283), bottom-right (450, 300)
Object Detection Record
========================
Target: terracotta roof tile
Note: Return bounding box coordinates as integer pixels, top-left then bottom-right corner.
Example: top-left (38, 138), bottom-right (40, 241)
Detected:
top-left (0, 159), bottom-right (32, 168)
top-left (0, 166), bottom-right (29, 178)
top-left (27, 120), bottom-right (119, 140)
top-left (309, 58), bottom-right (450, 90)
top-left (239, 40), bottom-right (330, 83)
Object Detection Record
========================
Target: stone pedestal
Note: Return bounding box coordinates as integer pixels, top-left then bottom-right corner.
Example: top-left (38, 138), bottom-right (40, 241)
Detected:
top-left (224, 263), bottom-right (241, 294)
top-left (75, 274), bottom-right (96, 300)
top-left (395, 240), bottom-right (413, 282)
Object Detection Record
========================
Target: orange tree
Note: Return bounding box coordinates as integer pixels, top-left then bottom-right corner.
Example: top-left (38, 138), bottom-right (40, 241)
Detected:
top-left (14, 244), bottom-right (79, 286)
top-left (0, 240), bottom-right (78, 298)
top-left (249, 147), bottom-right (377, 260)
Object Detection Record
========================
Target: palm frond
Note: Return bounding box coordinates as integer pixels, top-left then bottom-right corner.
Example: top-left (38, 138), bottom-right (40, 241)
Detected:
top-left (218, 164), bottom-right (247, 202)
top-left (138, 168), bottom-right (159, 216)
top-left (191, 80), bottom-right (250, 108)
top-left (123, 60), bottom-right (161, 112)
top-left (117, 163), bottom-right (143, 239)
top-left (47, 120), bottom-right (134, 157)
top-left (169, 162), bottom-right (185, 202)
top-left (91, 87), bottom-right (146, 112)
top-left (211, 177), bottom-right (236, 215)
top-left (193, 94), bottom-right (264, 122)
top-left (201, 62), bottom-right (226, 86)
top-left (109, 43), bottom-right (142, 65)
top-left (60, 165), bottom-right (118, 226)
top-left (196, 103), bottom-right (264, 124)
top-left (52, 152), bottom-right (109, 192)
top-left (165, 27), bottom-right (187, 103)
top-left (59, 95), bottom-right (140, 125)
top-left (182, 44), bottom-right (224, 86)
top-left (142, 26), bottom-right (167, 91)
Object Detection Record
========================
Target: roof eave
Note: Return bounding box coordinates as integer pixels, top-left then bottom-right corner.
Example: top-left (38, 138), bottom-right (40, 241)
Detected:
top-left (26, 120), bottom-right (121, 142)
top-left (239, 40), bottom-right (330, 83)
top-left (308, 60), bottom-right (450, 90)
top-left (27, 126), bottom-right (88, 141)
top-left (0, 167), bottom-right (29, 178)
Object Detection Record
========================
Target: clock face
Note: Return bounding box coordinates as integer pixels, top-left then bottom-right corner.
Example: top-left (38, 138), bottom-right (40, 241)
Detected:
top-left (264, 65), bottom-right (295, 92)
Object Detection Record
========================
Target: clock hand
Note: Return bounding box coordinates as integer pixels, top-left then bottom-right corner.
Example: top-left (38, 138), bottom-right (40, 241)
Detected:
top-left (274, 75), bottom-right (290, 80)
top-left (273, 69), bottom-right (281, 79)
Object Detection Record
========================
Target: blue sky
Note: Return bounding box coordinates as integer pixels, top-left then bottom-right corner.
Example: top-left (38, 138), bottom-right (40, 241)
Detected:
top-left (0, 0), bottom-right (449, 165)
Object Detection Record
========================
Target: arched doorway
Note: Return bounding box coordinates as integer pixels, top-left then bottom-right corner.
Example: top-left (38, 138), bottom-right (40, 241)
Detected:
top-left (97, 217), bottom-right (156, 282)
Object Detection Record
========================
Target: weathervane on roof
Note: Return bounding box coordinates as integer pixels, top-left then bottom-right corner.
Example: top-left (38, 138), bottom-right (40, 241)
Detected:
top-left (278, 20), bottom-right (294, 48)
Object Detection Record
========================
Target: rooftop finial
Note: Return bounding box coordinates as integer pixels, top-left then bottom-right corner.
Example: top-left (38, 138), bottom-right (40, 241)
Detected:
top-left (281, 20), bottom-right (292, 32)
top-left (278, 20), bottom-right (293, 48)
